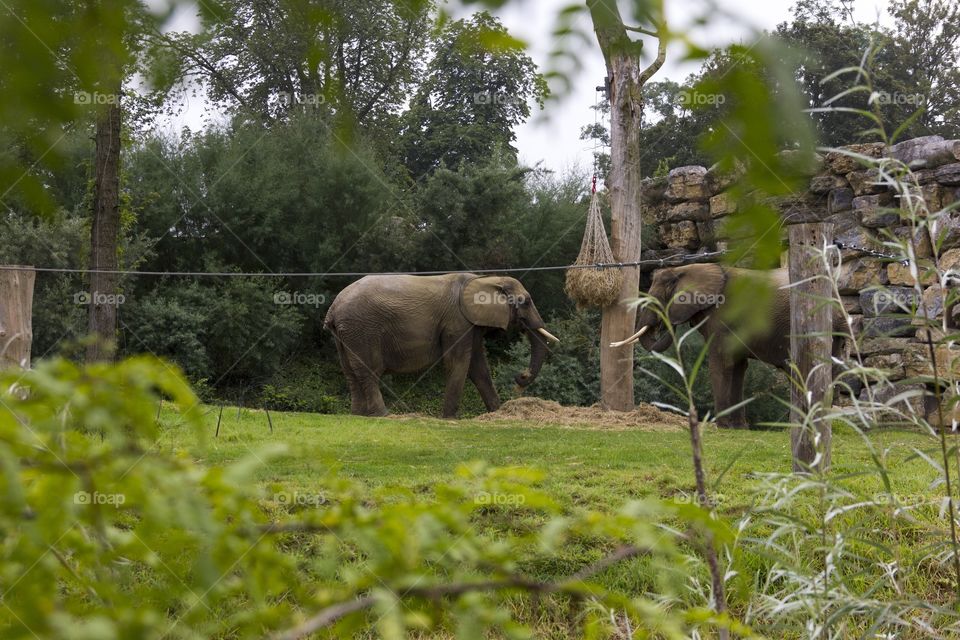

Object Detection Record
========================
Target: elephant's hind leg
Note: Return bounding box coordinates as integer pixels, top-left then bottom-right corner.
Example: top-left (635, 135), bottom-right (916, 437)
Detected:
top-left (468, 333), bottom-right (501, 412)
top-left (338, 337), bottom-right (387, 416)
top-left (332, 335), bottom-right (363, 414)
top-left (711, 351), bottom-right (749, 429)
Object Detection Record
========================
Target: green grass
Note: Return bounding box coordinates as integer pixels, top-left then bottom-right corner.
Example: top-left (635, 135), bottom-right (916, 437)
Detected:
top-left (160, 408), bottom-right (939, 511)
top-left (157, 407), bottom-right (955, 637)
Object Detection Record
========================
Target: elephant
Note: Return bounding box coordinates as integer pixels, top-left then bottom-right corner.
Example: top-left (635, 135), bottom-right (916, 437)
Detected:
top-left (611, 263), bottom-right (847, 429)
top-left (324, 273), bottom-right (558, 418)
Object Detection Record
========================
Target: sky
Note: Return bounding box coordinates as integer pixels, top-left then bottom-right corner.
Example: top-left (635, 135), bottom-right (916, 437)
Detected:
top-left (159, 0), bottom-right (894, 176)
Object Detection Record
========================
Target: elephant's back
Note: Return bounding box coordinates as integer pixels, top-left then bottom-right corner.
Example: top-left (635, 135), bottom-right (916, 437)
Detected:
top-left (325, 274), bottom-right (462, 331)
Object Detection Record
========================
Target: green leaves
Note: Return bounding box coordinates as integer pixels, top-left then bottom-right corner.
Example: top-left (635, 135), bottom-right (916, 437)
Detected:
top-left (0, 356), bottom-right (760, 638)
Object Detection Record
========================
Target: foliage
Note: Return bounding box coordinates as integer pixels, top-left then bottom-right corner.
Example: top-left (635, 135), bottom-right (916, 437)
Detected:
top-left (158, 0), bottom-right (435, 130)
top-left (120, 278), bottom-right (305, 385)
top-left (257, 358), bottom-right (350, 414)
top-left (399, 11), bottom-right (548, 179)
top-left (0, 357), bottom-right (750, 639)
top-left (582, 0), bottom-right (960, 177)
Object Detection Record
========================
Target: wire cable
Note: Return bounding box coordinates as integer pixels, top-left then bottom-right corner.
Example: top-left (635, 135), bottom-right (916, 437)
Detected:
top-left (0, 251), bottom-right (728, 278)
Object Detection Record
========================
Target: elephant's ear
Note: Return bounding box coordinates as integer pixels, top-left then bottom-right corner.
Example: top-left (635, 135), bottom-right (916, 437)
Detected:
top-left (461, 277), bottom-right (511, 329)
top-left (668, 264), bottom-right (727, 325)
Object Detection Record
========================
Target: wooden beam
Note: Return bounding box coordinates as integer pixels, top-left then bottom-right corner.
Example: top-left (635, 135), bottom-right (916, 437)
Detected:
top-left (0, 266), bottom-right (36, 371)
top-left (788, 224), bottom-right (833, 473)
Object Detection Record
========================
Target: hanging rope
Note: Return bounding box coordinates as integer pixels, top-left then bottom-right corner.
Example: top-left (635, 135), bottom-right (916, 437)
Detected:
top-left (564, 189), bottom-right (623, 308)
top-left (564, 89), bottom-right (622, 308)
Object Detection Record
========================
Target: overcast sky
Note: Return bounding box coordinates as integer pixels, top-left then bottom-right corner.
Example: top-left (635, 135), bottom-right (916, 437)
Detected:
top-left (160, 0), bottom-right (894, 176)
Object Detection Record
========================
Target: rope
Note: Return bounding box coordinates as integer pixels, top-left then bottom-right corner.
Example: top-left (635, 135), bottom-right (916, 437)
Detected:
top-left (565, 190), bottom-right (623, 307)
top-left (0, 251), bottom-right (728, 278)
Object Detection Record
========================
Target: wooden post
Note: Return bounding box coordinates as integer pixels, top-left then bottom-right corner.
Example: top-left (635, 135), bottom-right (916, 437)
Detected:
top-left (788, 224), bottom-right (833, 472)
top-left (86, 85), bottom-right (121, 362)
top-left (588, 0), bottom-right (666, 411)
top-left (0, 266), bottom-right (35, 371)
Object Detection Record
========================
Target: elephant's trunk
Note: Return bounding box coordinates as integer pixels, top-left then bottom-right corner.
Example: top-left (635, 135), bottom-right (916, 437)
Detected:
top-left (515, 319), bottom-right (554, 388)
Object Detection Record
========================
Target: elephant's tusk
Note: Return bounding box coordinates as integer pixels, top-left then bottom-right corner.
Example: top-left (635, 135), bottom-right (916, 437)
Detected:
top-left (609, 325), bottom-right (649, 348)
top-left (537, 327), bottom-right (560, 343)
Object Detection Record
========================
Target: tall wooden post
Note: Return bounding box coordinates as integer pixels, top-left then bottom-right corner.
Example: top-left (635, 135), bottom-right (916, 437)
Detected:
top-left (87, 87), bottom-right (121, 362)
top-left (598, 61), bottom-right (643, 410)
top-left (0, 266), bottom-right (36, 370)
top-left (588, 0), bottom-right (666, 411)
top-left (788, 224), bottom-right (833, 472)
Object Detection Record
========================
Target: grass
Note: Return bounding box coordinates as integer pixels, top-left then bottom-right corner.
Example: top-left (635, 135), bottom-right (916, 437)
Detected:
top-left (157, 407), bottom-right (954, 636)
top-left (160, 408), bottom-right (939, 510)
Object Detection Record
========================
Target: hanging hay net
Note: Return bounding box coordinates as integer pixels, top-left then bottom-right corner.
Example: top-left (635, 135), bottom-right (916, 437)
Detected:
top-left (564, 191), bottom-right (623, 308)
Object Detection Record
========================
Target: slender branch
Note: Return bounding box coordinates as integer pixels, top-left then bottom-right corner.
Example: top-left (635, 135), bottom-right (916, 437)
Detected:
top-left (639, 25), bottom-right (667, 85)
top-left (623, 24), bottom-right (658, 37)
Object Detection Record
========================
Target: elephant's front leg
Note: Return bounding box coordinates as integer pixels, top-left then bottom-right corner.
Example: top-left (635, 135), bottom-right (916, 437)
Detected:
top-left (468, 331), bottom-right (501, 412)
top-left (709, 349), bottom-right (749, 429)
top-left (440, 331), bottom-right (474, 418)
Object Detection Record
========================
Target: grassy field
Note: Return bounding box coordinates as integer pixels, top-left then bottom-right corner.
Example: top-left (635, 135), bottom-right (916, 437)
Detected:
top-left (156, 407), bottom-right (953, 636)
top-left (159, 408), bottom-right (940, 512)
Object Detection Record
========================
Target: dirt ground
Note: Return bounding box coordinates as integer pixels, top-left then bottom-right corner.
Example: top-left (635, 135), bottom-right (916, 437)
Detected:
top-left (473, 397), bottom-right (689, 431)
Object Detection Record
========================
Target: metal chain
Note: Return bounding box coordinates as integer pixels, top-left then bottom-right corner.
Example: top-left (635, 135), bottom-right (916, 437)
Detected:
top-left (832, 241), bottom-right (909, 265)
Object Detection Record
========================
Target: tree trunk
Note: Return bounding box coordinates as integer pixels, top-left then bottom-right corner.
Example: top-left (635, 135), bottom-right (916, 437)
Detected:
top-left (0, 266), bottom-right (35, 370)
top-left (788, 223), bottom-right (833, 473)
top-left (87, 92), bottom-right (121, 362)
top-left (599, 58), bottom-right (643, 410)
top-left (588, 0), bottom-right (664, 411)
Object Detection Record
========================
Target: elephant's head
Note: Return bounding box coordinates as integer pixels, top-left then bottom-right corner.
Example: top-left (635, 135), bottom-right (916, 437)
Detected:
top-left (461, 276), bottom-right (558, 387)
top-left (612, 264), bottom-right (727, 352)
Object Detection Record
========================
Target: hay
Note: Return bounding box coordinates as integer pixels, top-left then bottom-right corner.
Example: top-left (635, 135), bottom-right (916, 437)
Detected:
top-left (565, 191), bottom-right (623, 308)
top-left (476, 397), bottom-right (688, 431)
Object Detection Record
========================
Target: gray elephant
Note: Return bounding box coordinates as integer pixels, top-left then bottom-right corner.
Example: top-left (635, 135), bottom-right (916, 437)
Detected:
top-left (324, 273), bottom-right (558, 418)
top-left (612, 263), bottom-right (847, 429)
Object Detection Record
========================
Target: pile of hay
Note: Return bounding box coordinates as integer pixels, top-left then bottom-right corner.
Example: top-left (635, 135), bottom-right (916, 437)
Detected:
top-left (564, 192), bottom-right (622, 308)
top-left (477, 397), bottom-right (688, 431)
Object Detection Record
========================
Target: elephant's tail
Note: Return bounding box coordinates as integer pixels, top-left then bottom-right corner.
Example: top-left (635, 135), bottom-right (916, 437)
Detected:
top-left (323, 308), bottom-right (337, 333)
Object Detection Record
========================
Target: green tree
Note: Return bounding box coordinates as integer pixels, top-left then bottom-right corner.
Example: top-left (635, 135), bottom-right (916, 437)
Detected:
top-left (159, 0), bottom-right (434, 130)
top-left (887, 0), bottom-right (960, 138)
top-left (399, 12), bottom-right (547, 179)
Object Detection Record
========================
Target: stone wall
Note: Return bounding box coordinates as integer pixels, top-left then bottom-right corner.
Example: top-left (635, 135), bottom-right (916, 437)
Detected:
top-left (637, 135), bottom-right (960, 418)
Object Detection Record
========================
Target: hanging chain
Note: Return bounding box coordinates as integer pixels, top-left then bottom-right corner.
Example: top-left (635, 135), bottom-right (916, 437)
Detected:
top-left (832, 241), bottom-right (909, 265)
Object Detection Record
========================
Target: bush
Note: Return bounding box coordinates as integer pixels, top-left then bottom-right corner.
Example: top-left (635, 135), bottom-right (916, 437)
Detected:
top-left (121, 278), bottom-right (305, 385)
top-left (257, 358), bottom-right (350, 413)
